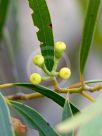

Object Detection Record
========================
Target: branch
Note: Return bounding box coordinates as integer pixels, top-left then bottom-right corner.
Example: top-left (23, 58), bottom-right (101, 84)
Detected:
top-left (1, 82), bottom-right (100, 102)
top-left (0, 83), bottom-right (14, 88)
top-left (6, 93), bottom-right (43, 100)
top-left (80, 92), bottom-right (95, 102)
top-left (85, 85), bottom-right (102, 92)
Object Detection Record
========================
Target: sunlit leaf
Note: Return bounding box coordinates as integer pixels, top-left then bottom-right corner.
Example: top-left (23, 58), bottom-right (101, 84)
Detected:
top-left (77, 114), bottom-right (102, 136)
top-left (27, 0), bottom-right (54, 71)
top-left (56, 95), bottom-right (102, 134)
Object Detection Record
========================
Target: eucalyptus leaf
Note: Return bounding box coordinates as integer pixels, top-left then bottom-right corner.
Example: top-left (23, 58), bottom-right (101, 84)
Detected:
top-left (56, 95), bottom-right (102, 134)
top-left (78, 0), bottom-right (88, 12)
top-left (39, 131), bottom-right (45, 136)
top-left (85, 79), bottom-right (102, 84)
top-left (0, 0), bottom-right (10, 39)
top-left (80, 0), bottom-right (100, 74)
top-left (13, 83), bottom-right (79, 114)
top-left (27, 0), bottom-right (54, 71)
top-left (10, 101), bottom-right (59, 136)
top-left (77, 114), bottom-right (102, 136)
top-left (61, 99), bottom-right (74, 136)
top-left (0, 93), bottom-right (15, 136)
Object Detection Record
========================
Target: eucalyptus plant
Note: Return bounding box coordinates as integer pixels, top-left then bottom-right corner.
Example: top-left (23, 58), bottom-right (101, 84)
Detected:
top-left (0, 0), bottom-right (102, 136)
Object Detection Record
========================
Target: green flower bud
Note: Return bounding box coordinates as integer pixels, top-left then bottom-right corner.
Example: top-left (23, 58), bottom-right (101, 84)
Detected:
top-left (30, 73), bottom-right (42, 85)
top-left (55, 41), bottom-right (66, 58)
top-left (33, 55), bottom-right (44, 67)
top-left (59, 67), bottom-right (71, 80)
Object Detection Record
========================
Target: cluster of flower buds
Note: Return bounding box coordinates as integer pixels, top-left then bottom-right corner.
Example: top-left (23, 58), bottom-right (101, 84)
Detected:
top-left (30, 41), bottom-right (71, 85)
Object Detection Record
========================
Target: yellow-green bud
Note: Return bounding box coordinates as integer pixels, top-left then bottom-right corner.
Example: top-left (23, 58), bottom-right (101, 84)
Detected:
top-left (55, 41), bottom-right (66, 58)
top-left (33, 55), bottom-right (44, 67)
top-left (30, 73), bottom-right (42, 85)
top-left (59, 67), bottom-right (71, 80)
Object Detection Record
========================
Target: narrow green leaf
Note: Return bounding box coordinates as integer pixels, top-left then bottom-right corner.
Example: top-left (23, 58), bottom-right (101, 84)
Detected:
top-left (10, 101), bottom-right (59, 136)
top-left (13, 83), bottom-right (79, 114)
top-left (0, 93), bottom-right (15, 136)
top-left (61, 99), bottom-right (74, 136)
top-left (70, 79), bottom-right (102, 87)
top-left (80, 0), bottom-right (100, 74)
top-left (77, 114), bottom-right (102, 136)
top-left (78, 0), bottom-right (102, 47)
top-left (85, 79), bottom-right (102, 84)
top-left (27, 0), bottom-right (54, 71)
top-left (62, 100), bottom-right (73, 123)
top-left (39, 132), bottom-right (45, 136)
top-left (78, 0), bottom-right (88, 12)
top-left (56, 95), bottom-right (102, 134)
top-left (0, 0), bottom-right (10, 39)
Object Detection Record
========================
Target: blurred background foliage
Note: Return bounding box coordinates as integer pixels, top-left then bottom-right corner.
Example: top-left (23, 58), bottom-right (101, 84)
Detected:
top-left (0, 0), bottom-right (102, 135)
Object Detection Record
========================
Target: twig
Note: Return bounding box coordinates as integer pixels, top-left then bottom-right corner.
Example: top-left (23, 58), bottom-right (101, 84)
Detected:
top-left (68, 82), bottom-right (81, 89)
top-left (85, 85), bottom-right (102, 92)
top-left (80, 74), bottom-right (85, 87)
top-left (80, 92), bottom-right (95, 102)
top-left (0, 82), bottom-right (101, 102)
top-left (6, 92), bottom-right (43, 100)
top-left (52, 77), bottom-right (59, 90)
top-left (57, 88), bottom-right (82, 94)
top-left (0, 83), bottom-right (14, 88)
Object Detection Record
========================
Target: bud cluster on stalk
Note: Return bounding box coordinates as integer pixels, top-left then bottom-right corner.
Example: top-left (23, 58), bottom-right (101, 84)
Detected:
top-left (29, 41), bottom-right (71, 85)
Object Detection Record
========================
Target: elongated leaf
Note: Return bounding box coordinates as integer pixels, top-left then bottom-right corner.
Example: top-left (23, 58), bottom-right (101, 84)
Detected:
top-left (0, 0), bottom-right (10, 39)
top-left (0, 93), bottom-right (15, 136)
top-left (85, 79), bottom-right (102, 84)
top-left (69, 79), bottom-right (102, 88)
top-left (10, 101), bottom-right (59, 136)
top-left (61, 99), bottom-right (74, 136)
top-left (78, 0), bottom-right (88, 12)
top-left (13, 83), bottom-right (79, 114)
top-left (78, 0), bottom-right (102, 47)
top-left (27, 0), bottom-right (54, 71)
top-left (77, 114), bottom-right (102, 136)
top-left (39, 132), bottom-right (45, 136)
top-left (80, 0), bottom-right (100, 74)
top-left (56, 95), bottom-right (102, 134)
